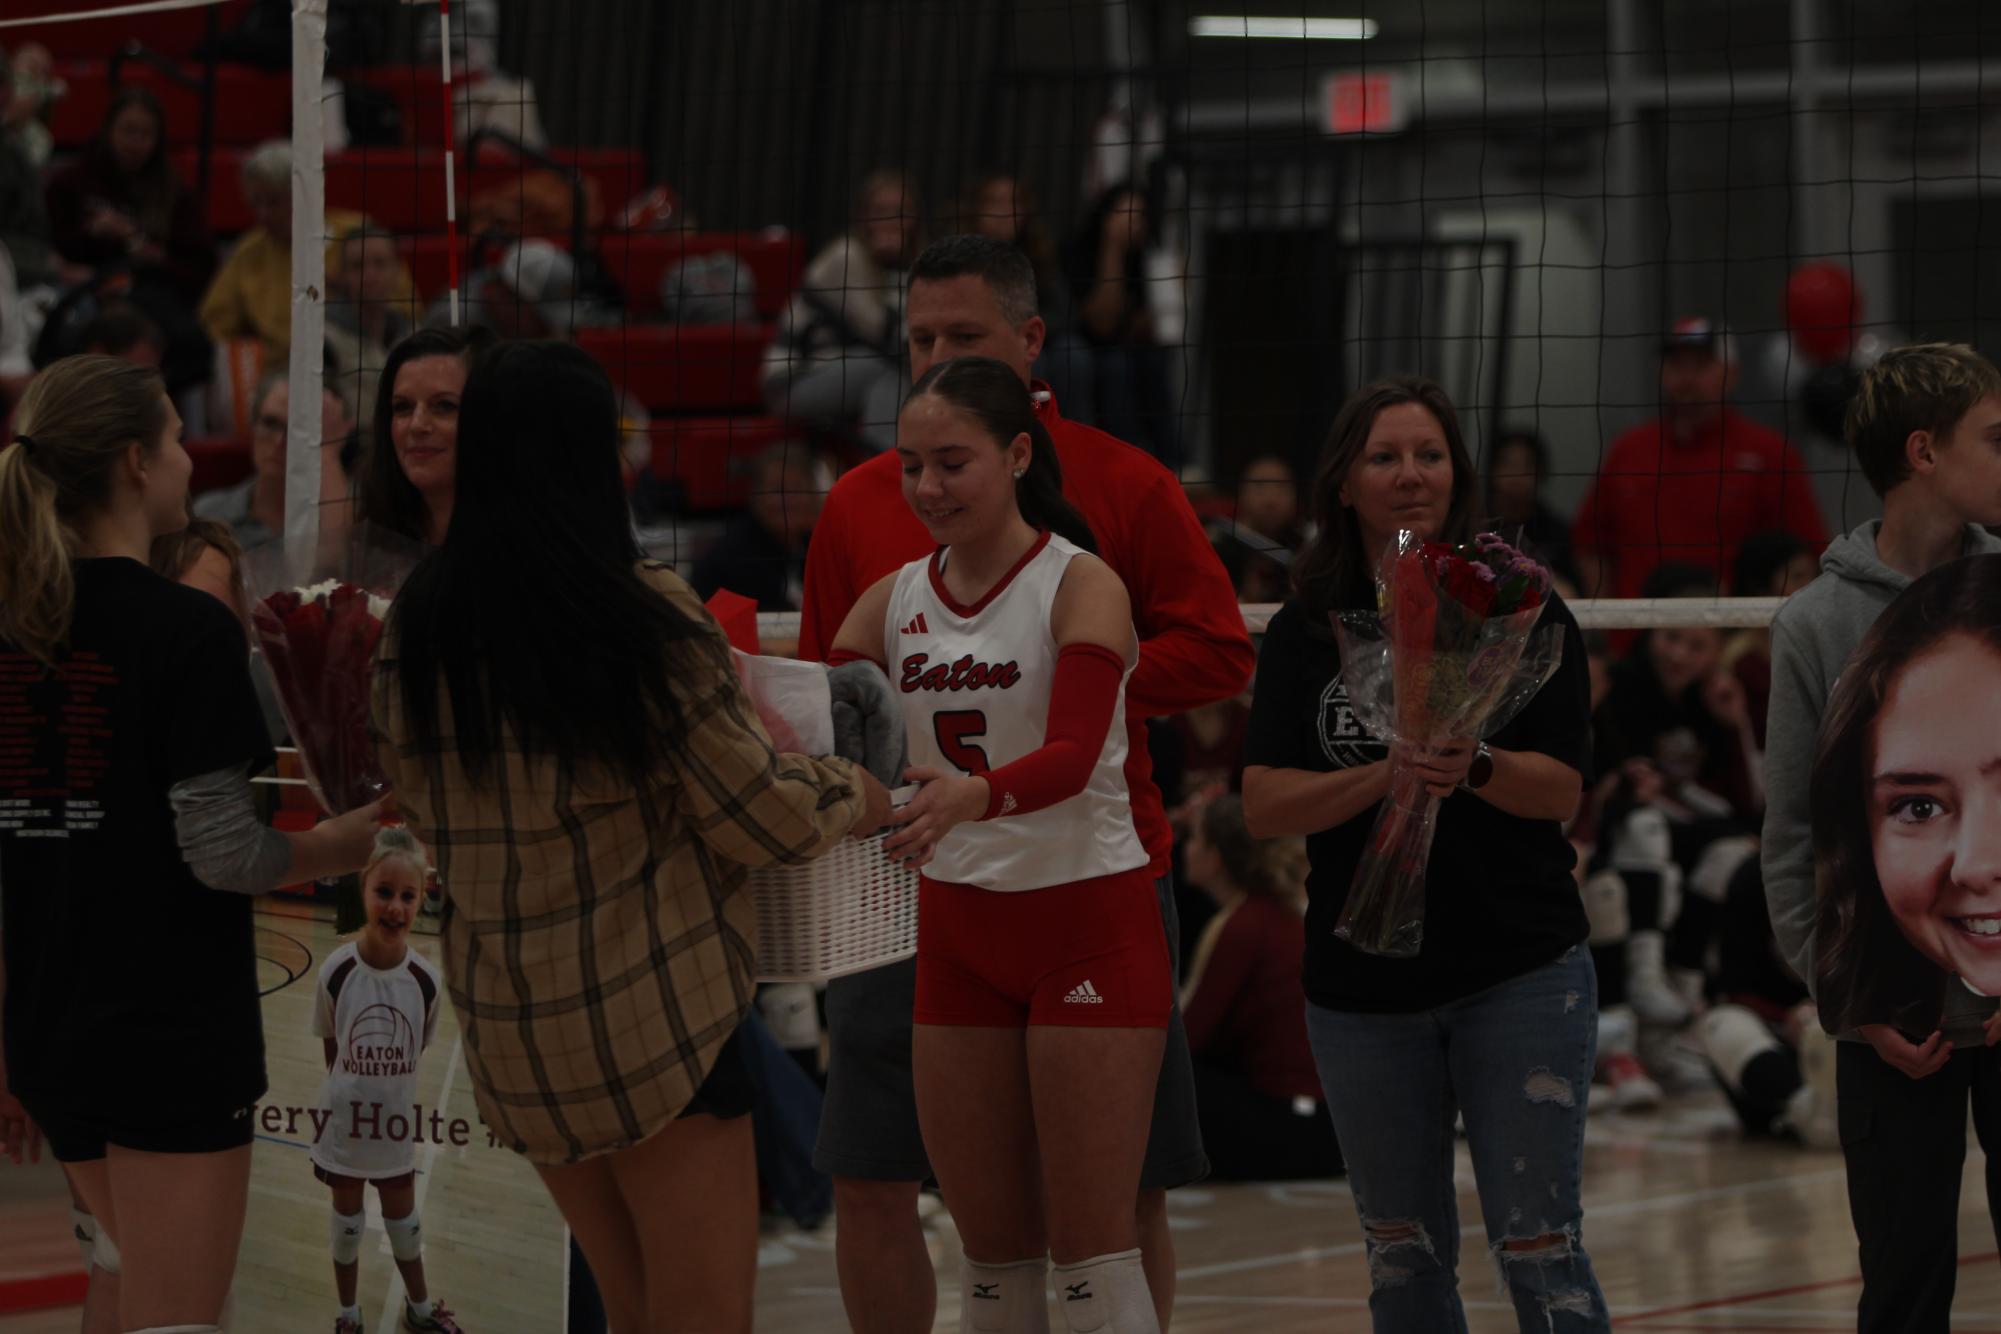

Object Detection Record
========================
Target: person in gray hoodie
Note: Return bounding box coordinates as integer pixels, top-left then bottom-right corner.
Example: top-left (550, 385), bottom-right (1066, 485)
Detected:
top-left (1762, 341), bottom-right (2001, 1332)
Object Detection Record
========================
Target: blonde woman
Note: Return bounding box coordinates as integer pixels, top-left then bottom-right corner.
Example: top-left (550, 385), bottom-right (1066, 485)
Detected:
top-left (0, 355), bottom-right (381, 1332)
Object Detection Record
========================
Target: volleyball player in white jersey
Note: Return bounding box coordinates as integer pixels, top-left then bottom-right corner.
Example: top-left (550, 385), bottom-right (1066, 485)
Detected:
top-left (832, 356), bottom-right (1169, 1334)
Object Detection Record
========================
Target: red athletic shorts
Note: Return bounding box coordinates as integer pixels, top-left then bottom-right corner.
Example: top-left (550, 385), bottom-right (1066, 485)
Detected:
top-left (913, 867), bottom-right (1172, 1029)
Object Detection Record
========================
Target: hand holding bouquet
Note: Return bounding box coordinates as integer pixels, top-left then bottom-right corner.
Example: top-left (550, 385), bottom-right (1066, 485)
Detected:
top-left (247, 527), bottom-right (425, 815)
top-left (1330, 531), bottom-right (1564, 957)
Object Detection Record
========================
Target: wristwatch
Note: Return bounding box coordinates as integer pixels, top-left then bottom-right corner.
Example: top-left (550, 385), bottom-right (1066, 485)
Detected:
top-left (1462, 742), bottom-right (1495, 791)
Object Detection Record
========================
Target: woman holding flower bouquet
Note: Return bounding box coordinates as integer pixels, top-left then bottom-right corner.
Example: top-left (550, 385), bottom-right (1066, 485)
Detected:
top-left (374, 340), bottom-right (892, 1334)
top-left (0, 355), bottom-right (384, 1333)
top-left (1241, 377), bottom-right (1607, 1332)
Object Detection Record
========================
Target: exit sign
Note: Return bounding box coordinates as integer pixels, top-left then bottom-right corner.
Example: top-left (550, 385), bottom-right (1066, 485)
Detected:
top-left (1323, 71), bottom-right (1406, 135)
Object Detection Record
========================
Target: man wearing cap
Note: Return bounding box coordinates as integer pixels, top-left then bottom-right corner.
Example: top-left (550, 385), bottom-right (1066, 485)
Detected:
top-left (431, 238), bottom-right (596, 339)
top-left (1574, 318), bottom-right (1828, 600)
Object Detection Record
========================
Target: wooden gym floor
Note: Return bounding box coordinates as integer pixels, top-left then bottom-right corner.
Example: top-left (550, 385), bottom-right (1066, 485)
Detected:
top-left (5, 899), bottom-right (1999, 1332)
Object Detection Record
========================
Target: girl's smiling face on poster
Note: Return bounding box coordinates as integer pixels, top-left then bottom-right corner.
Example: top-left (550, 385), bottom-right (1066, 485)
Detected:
top-left (1870, 632), bottom-right (2001, 994)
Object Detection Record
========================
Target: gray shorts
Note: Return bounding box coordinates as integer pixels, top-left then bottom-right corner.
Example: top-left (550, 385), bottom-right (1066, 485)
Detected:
top-left (812, 871), bottom-right (1209, 1189)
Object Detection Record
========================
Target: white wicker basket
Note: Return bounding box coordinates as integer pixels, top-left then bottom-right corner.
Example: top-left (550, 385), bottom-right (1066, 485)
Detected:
top-left (752, 833), bottom-right (919, 983)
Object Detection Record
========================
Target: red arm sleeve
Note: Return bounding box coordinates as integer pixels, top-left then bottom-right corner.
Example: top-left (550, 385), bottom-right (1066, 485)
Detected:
top-left (798, 492), bottom-right (856, 663)
top-left (1121, 470), bottom-right (1255, 718)
top-left (980, 642), bottom-right (1126, 820)
top-left (1181, 909), bottom-right (1252, 1056)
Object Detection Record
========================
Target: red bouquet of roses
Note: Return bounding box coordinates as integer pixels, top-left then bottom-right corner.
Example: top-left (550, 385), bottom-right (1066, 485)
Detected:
top-left (1329, 531), bottom-right (1565, 957)
top-left (247, 528), bottom-right (424, 815)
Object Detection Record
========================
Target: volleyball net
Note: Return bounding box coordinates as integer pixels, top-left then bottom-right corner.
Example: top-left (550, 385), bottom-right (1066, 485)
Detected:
top-left (13, 0), bottom-right (1993, 640)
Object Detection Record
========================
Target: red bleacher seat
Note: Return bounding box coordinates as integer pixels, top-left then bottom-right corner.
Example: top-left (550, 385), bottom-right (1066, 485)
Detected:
top-left (396, 231), bottom-right (801, 320)
top-left (644, 415), bottom-right (798, 511)
top-left (576, 324), bottom-right (770, 416)
top-left (186, 437), bottom-right (252, 494)
top-left (172, 146), bottom-right (648, 235)
top-left (338, 65), bottom-right (447, 148)
top-left (7, 1), bottom-right (251, 61)
top-left (52, 60), bottom-right (291, 150)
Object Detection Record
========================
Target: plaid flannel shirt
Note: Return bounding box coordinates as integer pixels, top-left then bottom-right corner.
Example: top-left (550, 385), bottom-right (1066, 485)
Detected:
top-left (373, 563), bottom-right (862, 1163)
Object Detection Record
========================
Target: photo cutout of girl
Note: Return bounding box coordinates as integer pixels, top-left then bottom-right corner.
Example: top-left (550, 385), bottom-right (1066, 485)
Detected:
top-left (1812, 553), bottom-right (2001, 1036)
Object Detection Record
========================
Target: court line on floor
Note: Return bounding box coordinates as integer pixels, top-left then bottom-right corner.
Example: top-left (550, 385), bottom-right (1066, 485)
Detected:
top-left (1614, 1249), bottom-right (1999, 1326)
top-left (374, 1034), bottom-right (463, 1334)
top-left (1175, 1167), bottom-right (1851, 1283)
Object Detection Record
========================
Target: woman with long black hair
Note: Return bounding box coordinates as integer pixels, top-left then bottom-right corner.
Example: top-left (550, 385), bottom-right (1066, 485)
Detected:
top-left (374, 339), bottom-right (891, 1334)
top-left (354, 325), bottom-right (493, 546)
top-left (1240, 377), bottom-right (1608, 1332)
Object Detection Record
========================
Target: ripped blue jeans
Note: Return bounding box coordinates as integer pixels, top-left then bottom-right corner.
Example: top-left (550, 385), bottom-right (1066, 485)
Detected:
top-left (1305, 947), bottom-right (1610, 1332)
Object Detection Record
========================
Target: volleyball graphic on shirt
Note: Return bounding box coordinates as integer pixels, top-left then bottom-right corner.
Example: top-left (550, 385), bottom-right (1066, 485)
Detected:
top-left (883, 532), bottom-right (1147, 892)
top-left (342, 1003), bottom-right (419, 1078)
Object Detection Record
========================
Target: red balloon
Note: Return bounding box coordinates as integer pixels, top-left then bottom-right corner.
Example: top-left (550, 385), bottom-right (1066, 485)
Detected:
top-left (1787, 261), bottom-right (1861, 364)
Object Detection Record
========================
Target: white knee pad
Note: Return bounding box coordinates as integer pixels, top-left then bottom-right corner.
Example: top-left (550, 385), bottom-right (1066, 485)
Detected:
top-left (91, 1225), bottom-right (120, 1276)
top-left (1689, 835), bottom-right (1759, 905)
top-left (331, 1208), bottom-right (366, 1265)
top-left (383, 1208), bottom-right (424, 1263)
top-left (962, 1254), bottom-right (1050, 1333)
top-left (1699, 1004), bottom-right (1781, 1091)
top-left (1053, 1249), bottom-right (1157, 1334)
top-left (1610, 807), bottom-right (1673, 872)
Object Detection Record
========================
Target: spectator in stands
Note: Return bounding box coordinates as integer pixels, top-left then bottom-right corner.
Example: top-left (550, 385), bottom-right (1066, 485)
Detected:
top-left (1573, 319), bottom-right (1827, 601)
top-left (45, 87), bottom-right (214, 306)
top-left (325, 222), bottom-right (418, 451)
top-left (1058, 182), bottom-right (1182, 466)
top-left (761, 169), bottom-right (921, 452)
top-left (194, 365), bottom-right (356, 554)
top-left (198, 141), bottom-right (299, 362)
top-left (688, 442), bottom-right (829, 614)
top-left (1212, 454), bottom-right (1302, 603)
top-left (1180, 795), bottom-right (1340, 1181)
top-left (79, 300), bottom-right (165, 367)
top-left (959, 171), bottom-right (1064, 327)
top-left (1588, 564), bottom-right (1763, 1042)
top-left (2, 43), bottom-right (60, 171)
top-left (441, 239), bottom-right (601, 341)
top-left (418, 0), bottom-right (548, 151)
top-left (0, 55), bottom-right (55, 291)
top-left (356, 326), bottom-right (492, 546)
top-left (1486, 427), bottom-right (1579, 587)
top-left (0, 243), bottom-right (28, 408)
top-left (44, 87), bottom-right (215, 392)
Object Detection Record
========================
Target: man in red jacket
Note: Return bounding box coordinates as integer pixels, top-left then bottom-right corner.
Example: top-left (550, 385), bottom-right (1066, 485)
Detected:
top-left (801, 234), bottom-right (1253, 1333)
top-left (1573, 318), bottom-right (1828, 601)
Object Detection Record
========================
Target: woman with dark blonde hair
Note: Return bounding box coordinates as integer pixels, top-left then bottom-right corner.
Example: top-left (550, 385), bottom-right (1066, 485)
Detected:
top-left (0, 355), bottom-right (380, 1333)
top-left (1241, 377), bottom-right (1607, 1331)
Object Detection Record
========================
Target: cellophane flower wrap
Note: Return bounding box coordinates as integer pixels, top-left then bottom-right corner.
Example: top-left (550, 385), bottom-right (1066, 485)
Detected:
top-left (246, 526), bottom-right (425, 815)
top-left (1329, 531), bottom-right (1565, 957)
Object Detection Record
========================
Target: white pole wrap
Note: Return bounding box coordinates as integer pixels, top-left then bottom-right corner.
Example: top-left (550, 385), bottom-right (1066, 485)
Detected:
top-left (284, 0), bottom-right (331, 583)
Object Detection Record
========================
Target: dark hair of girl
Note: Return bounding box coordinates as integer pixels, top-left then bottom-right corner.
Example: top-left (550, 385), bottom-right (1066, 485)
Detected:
top-left (388, 340), bottom-right (706, 791)
top-left (903, 356), bottom-right (1098, 555)
top-left (1810, 554), bottom-right (2001, 1034)
top-left (1199, 795), bottom-right (1306, 906)
top-left (1292, 377), bottom-right (1479, 615)
top-left (356, 326), bottom-right (494, 541)
top-left (91, 87), bottom-right (177, 240)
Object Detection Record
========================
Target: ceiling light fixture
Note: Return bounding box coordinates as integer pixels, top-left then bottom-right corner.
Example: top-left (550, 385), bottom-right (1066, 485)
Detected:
top-left (1189, 16), bottom-right (1380, 40)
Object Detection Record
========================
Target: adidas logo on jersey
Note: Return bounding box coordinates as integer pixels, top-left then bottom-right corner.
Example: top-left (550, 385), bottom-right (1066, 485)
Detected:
top-left (1064, 980), bottom-right (1105, 1005)
top-left (901, 612), bottom-right (930, 635)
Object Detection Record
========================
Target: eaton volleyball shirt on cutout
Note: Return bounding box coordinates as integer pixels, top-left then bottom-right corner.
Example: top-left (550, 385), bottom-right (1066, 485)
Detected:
top-left (0, 558), bottom-right (274, 1119)
top-left (884, 531), bottom-right (1147, 891)
top-left (311, 942), bottom-right (443, 1178)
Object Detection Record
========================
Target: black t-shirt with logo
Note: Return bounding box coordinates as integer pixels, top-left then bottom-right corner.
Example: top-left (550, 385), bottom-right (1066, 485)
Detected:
top-left (1, 558), bottom-right (275, 1120)
top-left (1243, 595), bottom-right (1593, 1014)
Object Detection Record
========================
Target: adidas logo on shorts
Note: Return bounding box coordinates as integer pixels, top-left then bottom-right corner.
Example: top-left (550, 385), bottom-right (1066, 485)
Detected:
top-left (1064, 980), bottom-right (1105, 1005)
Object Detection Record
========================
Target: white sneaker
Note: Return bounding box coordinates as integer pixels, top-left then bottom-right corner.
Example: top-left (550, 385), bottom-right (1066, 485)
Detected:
top-left (1627, 931), bottom-right (1692, 1027)
top-left (1600, 1052), bottom-right (1664, 1111)
top-left (1638, 1024), bottom-right (1716, 1095)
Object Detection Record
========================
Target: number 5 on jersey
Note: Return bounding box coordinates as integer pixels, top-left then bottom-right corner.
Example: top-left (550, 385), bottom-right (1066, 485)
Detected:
top-left (934, 710), bottom-right (991, 774)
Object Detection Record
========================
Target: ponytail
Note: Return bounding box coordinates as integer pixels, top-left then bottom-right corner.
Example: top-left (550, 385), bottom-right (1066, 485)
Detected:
top-left (0, 355), bottom-right (170, 665)
top-left (905, 356), bottom-right (1099, 555)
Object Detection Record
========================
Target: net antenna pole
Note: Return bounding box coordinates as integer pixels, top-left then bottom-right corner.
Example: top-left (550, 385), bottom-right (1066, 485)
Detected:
top-left (436, 0), bottom-right (461, 325)
top-left (284, 0), bottom-right (330, 584)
